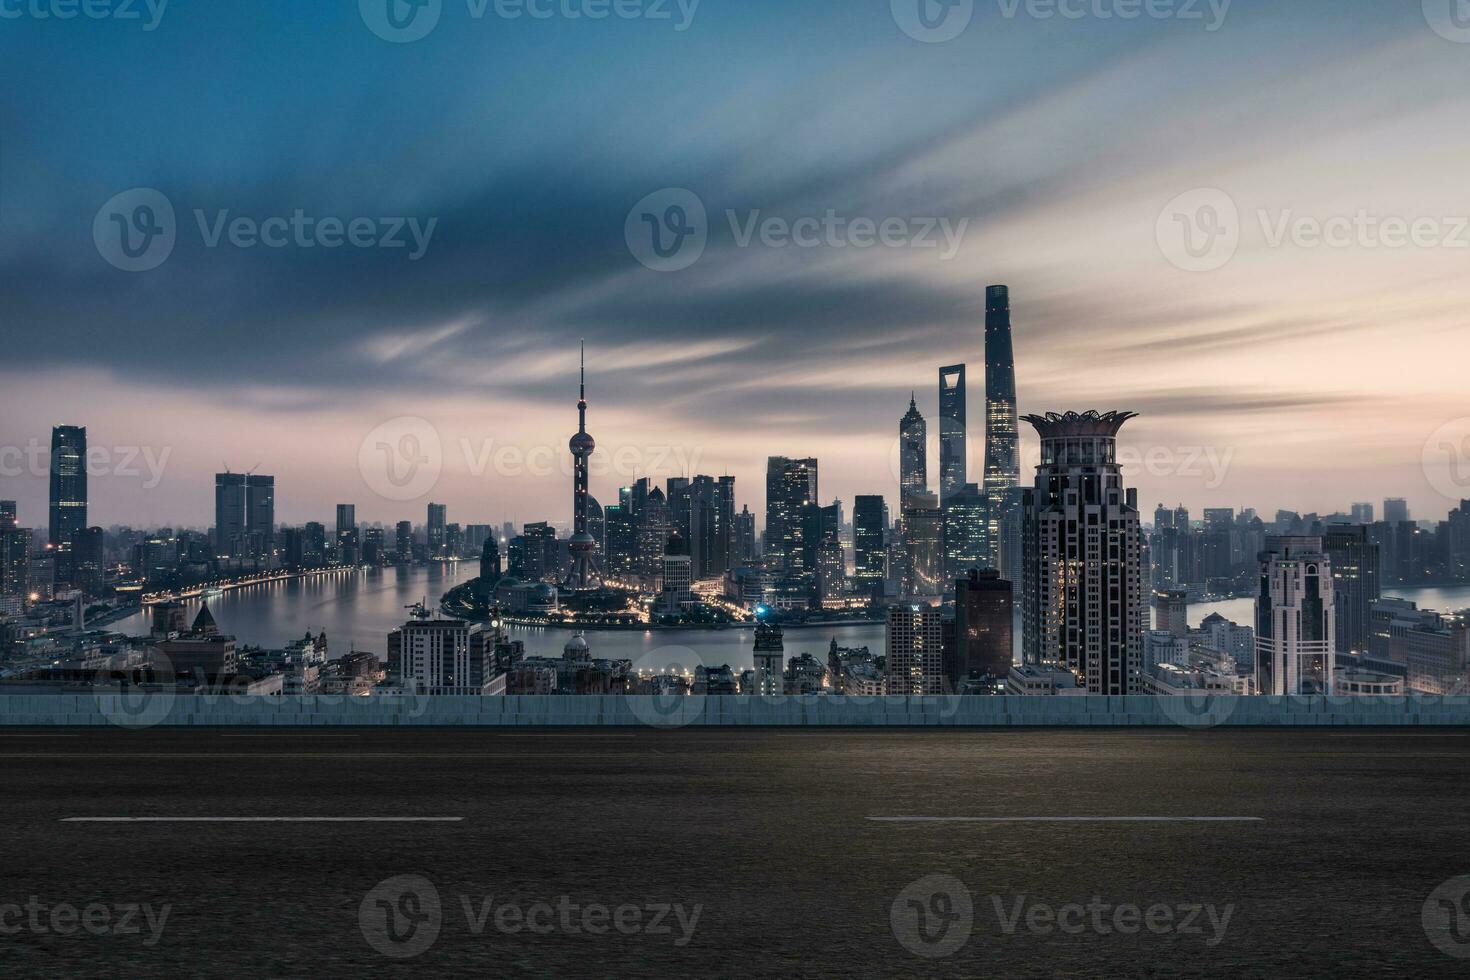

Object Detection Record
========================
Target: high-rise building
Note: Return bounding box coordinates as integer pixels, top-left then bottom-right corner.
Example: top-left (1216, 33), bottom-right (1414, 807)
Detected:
top-left (602, 503), bottom-right (637, 582)
top-left (1383, 498), bottom-right (1410, 525)
top-left (395, 520), bottom-right (414, 562)
top-left (983, 285), bottom-right (1020, 566)
top-left (1255, 536), bottom-right (1336, 696)
top-left (427, 503), bottom-right (447, 558)
top-left (520, 522), bottom-right (558, 582)
top-left (336, 504), bottom-right (358, 565)
top-left (0, 502), bottom-right (29, 599)
top-left (853, 495), bottom-right (887, 582)
top-left (734, 505), bottom-right (758, 564)
top-left (214, 471), bottom-right (273, 559)
top-left (1153, 589), bottom-right (1190, 637)
top-left (764, 457), bottom-right (818, 573)
top-left (1324, 524), bottom-right (1379, 658)
top-left (688, 475), bottom-right (735, 579)
top-left (659, 532), bottom-right (693, 613)
top-left (815, 534), bottom-right (845, 607)
top-left (941, 482), bottom-right (988, 580)
top-left (900, 490), bottom-right (943, 599)
top-left (954, 568), bottom-right (1014, 683)
top-left (634, 485), bottom-right (670, 588)
top-left (566, 345), bottom-right (601, 591)
top-left (480, 535), bottom-right (501, 583)
top-left (49, 425), bottom-right (87, 584)
top-left (388, 614), bottom-right (498, 695)
top-left (885, 604), bottom-right (945, 695)
top-left (752, 616), bottom-right (785, 696)
top-left (898, 395), bottom-right (927, 505)
top-left (938, 364), bottom-right (966, 505)
top-left (1351, 503), bottom-right (1375, 524)
top-left (302, 522), bottom-right (326, 567)
top-left (1020, 411), bottom-right (1145, 695)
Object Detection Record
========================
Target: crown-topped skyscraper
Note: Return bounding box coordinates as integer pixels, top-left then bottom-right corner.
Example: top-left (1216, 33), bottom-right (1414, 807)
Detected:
top-left (566, 343), bottom-right (600, 590)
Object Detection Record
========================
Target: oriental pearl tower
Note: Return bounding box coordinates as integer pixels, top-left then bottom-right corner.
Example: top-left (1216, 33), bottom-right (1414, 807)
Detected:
top-left (566, 343), bottom-right (600, 590)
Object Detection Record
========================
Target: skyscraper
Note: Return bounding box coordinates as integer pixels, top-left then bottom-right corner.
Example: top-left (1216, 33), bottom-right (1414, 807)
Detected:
top-left (954, 568), bottom-right (1014, 683)
top-left (688, 475), bottom-right (735, 579)
top-left (214, 471), bottom-right (274, 559)
top-left (1256, 536), bottom-right (1336, 696)
top-left (395, 520), bottom-right (414, 562)
top-left (853, 495), bottom-right (887, 583)
top-left (938, 364), bottom-right (966, 504)
top-left (1324, 524), bottom-right (1380, 658)
top-left (566, 344), bottom-right (600, 590)
top-left (764, 456), bottom-right (818, 573)
top-left (336, 504), bottom-right (358, 565)
top-left (49, 425), bottom-right (87, 584)
top-left (898, 395), bottom-right (927, 505)
top-left (885, 604), bottom-right (945, 696)
top-left (1020, 411), bottom-right (1145, 695)
top-left (941, 482), bottom-right (988, 581)
top-left (983, 285), bottom-right (1019, 569)
top-left (427, 503), bottom-right (447, 558)
top-left (0, 501), bottom-right (29, 599)
top-left (752, 615), bottom-right (785, 696)
top-left (1384, 498), bottom-right (1410, 525)
top-left (900, 490), bottom-right (943, 599)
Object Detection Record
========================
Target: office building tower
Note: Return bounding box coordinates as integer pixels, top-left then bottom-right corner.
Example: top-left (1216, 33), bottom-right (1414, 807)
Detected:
top-left (1, 514), bottom-right (29, 598)
top-left (1383, 498), bottom-right (1410, 525)
top-left (853, 495), bottom-right (887, 582)
top-left (665, 477), bottom-right (692, 542)
top-left (983, 285), bottom-right (1020, 561)
top-left (396, 520), bottom-right (414, 562)
top-left (427, 503), bottom-right (447, 558)
top-left (521, 522), bottom-right (558, 582)
top-left (480, 535), bottom-right (501, 583)
top-left (734, 505), bottom-right (758, 564)
top-left (303, 522), bottom-right (326, 567)
top-left (388, 615), bottom-right (498, 695)
top-left (659, 532), bottom-right (693, 613)
top-left (885, 604), bottom-right (946, 695)
top-left (214, 471), bottom-right (274, 558)
top-left (688, 475), bottom-right (735, 579)
top-left (938, 364), bottom-right (967, 504)
top-left (336, 504), bottom-right (358, 565)
top-left (1153, 589), bottom-right (1190, 637)
top-left (361, 527), bottom-right (385, 565)
top-left (941, 482), bottom-right (988, 580)
top-left (1020, 411), bottom-right (1145, 695)
top-left (635, 486), bottom-right (670, 588)
top-left (71, 526), bottom-right (104, 590)
top-left (954, 568), bottom-right (1014, 683)
top-left (1351, 503), bottom-right (1375, 524)
top-left (752, 616), bottom-right (785, 696)
top-left (1324, 524), bottom-right (1380, 657)
top-left (602, 503), bottom-right (637, 581)
top-left (1154, 503), bottom-right (1175, 530)
top-left (815, 534), bottom-right (845, 607)
top-left (900, 490), bottom-right (943, 599)
top-left (1255, 536), bottom-right (1336, 696)
top-left (0, 500), bottom-right (15, 529)
top-left (764, 457), bottom-right (818, 572)
top-left (898, 395), bottom-right (927, 505)
top-left (49, 425), bottom-right (87, 583)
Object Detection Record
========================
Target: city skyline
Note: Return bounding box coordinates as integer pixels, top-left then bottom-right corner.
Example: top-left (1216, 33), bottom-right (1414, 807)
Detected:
top-left (5, 4), bottom-right (1470, 527)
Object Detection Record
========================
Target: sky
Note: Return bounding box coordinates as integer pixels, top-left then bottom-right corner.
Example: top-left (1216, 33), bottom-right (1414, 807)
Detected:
top-left (3, 1), bottom-right (1470, 531)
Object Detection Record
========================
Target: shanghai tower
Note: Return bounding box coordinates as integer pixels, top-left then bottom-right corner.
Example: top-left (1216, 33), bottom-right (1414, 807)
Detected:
top-left (983, 285), bottom-right (1019, 564)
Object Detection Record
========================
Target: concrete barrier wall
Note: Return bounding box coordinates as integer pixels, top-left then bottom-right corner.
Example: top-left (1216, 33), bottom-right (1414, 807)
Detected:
top-left (3, 694), bottom-right (1470, 727)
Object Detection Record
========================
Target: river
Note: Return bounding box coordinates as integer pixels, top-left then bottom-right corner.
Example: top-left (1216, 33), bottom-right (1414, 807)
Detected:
top-left (111, 565), bottom-right (1470, 673)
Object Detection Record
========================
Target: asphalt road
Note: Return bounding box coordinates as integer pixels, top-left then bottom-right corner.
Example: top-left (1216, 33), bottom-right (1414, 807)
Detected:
top-left (1, 728), bottom-right (1468, 978)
